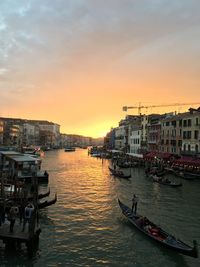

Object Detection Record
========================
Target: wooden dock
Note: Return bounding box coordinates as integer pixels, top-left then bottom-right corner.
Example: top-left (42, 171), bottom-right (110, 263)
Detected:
top-left (0, 222), bottom-right (40, 240)
top-left (0, 217), bottom-right (41, 255)
top-left (0, 163), bottom-right (43, 256)
top-left (0, 220), bottom-right (41, 256)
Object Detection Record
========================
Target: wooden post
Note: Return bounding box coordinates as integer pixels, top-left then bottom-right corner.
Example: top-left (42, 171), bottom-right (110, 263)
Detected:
top-left (0, 171), bottom-right (4, 198)
top-left (29, 167), bottom-right (38, 238)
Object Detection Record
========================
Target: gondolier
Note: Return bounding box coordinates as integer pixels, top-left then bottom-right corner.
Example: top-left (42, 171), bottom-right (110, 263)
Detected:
top-left (118, 199), bottom-right (198, 258)
top-left (131, 194), bottom-right (139, 214)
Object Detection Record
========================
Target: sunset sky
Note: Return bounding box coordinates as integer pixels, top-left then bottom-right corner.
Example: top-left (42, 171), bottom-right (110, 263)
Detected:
top-left (0, 0), bottom-right (200, 137)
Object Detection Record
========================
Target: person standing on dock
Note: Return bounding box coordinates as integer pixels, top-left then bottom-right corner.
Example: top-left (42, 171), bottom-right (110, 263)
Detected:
top-left (131, 194), bottom-right (139, 214)
top-left (22, 203), bottom-right (34, 232)
top-left (9, 205), bottom-right (19, 233)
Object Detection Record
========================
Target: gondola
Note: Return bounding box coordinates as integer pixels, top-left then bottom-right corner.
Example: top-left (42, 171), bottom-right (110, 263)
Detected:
top-left (109, 167), bottom-right (131, 179)
top-left (146, 168), bottom-right (166, 177)
top-left (118, 199), bottom-right (198, 258)
top-left (117, 162), bottom-right (138, 168)
top-left (64, 147), bottom-right (75, 152)
top-left (173, 170), bottom-right (198, 180)
top-left (152, 176), bottom-right (182, 187)
top-left (38, 188), bottom-right (51, 199)
top-left (9, 188), bottom-right (51, 201)
top-left (38, 194), bottom-right (57, 209)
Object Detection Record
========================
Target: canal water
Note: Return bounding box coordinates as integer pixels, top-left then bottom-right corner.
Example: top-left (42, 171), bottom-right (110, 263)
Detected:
top-left (0, 149), bottom-right (200, 266)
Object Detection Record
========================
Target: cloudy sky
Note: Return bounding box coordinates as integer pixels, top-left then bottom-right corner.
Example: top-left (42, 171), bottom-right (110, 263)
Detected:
top-left (0, 0), bottom-right (200, 137)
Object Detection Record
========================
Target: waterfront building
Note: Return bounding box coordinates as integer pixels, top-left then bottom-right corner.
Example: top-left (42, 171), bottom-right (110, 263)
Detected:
top-left (4, 123), bottom-right (22, 146)
top-left (160, 113), bottom-right (182, 155)
top-left (160, 108), bottom-right (200, 156)
top-left (181, 108), bottom-right (200, 155)
top-left (22, 122), bottom-right (40, 146)
top-left (116, 115), bottom-right (141, 153)
top-left (130, 125), bottom-right (142, 155)
top-left (0, 119), bottom-right (3, 145)
top-left (114, 125), bottom-right (125, 151)
top-left (29, 120), bottom-right (60, 147)
top-left (60, 134), bottom-right (97, 148)
top-left (0, 117), bottom-right (61, 148)
top-left (108, 107), bottom-right (200, 158)
top-left (147, 114), bottom-right (163, 152)
top-left (140, 115), bottom-right (150, 153)
top-left (104, 128), bottom-right (115, 150)
top-left (0, 118), bottom-right (22, 146)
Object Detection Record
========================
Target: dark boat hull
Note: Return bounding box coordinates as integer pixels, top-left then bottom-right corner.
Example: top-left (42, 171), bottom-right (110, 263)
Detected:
top-left (38, 194), bottom-right (57, 209)
top-left (109, 167), bottom-right (131, 179)
top-left (153, 177), bottom-right (182, 187)
top-left (173, 170), bottom-right (196, 180)
top-left (64, 148), bottom-right (75, 152)
top-left (118, 199), bottom-right (198, 258)
top-left (9, 188), bottom-right (50, 202)
top-left (17, 173), bottom-right (49, 183)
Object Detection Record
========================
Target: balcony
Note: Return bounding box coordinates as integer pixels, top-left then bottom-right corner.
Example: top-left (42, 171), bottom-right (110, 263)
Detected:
top-left (148, 140), bottom-right (157, 144)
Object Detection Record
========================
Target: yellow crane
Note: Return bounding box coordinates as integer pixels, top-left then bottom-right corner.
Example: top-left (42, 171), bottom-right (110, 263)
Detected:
top-left (122, 102), bottom-right (200, 115)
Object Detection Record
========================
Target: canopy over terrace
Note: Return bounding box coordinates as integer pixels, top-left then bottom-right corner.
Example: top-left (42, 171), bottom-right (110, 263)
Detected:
top-left (144, 152), bottom-right (173, 161)
top-left (173, 156), bottom-right (200, 167)
top-left (126, 153), bottom-right (143, 158)
top-left (108, 150), bottom-right (123, 154)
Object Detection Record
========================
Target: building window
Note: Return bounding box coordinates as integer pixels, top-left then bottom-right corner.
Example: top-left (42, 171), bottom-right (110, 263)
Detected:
top-left (179, 120), bottom-right (182, 127)
top-left (195, 144), bottom-right (198, 153)
top-left (188, 119), bottom-right (192, 127)
top-left (172, 120), bottom-right (176, 127)
top-left (194, 130), bottom-right (198, 139)
top-left (196, 118), bottom-right (199, 126)
top-left (187, 131), bottom-right (191, 139)
top-left (183, 120), bottom-right (187, 127)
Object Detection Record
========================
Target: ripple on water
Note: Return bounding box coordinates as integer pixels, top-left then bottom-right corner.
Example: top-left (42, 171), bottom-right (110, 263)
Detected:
top-left (1, 149), bottom-right (199, 267)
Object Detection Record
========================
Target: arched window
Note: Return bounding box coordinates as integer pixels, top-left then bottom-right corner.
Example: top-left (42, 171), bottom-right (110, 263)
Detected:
top-left (195, 144), bottom-right (198, 153)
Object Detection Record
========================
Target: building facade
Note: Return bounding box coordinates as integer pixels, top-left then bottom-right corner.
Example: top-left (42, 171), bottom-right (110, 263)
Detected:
top-left (130, 126), bottom-right (142, 154)
top-left (0, 119), bottom-right (3, 145)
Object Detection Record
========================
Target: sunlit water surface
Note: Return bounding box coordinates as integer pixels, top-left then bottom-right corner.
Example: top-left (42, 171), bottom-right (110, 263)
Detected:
top-left (0, 149), bottom-right (200, 267)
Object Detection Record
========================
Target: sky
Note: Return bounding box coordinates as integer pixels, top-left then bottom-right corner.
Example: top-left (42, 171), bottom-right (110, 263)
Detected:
top-left (0, 0), bottom-right (200, 137)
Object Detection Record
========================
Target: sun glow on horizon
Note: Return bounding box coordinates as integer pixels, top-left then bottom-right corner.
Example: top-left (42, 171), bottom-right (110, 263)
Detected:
top-left (0, 1), bottom-right (200, 138)
top-left (61, 121), bottom-right (117, 138)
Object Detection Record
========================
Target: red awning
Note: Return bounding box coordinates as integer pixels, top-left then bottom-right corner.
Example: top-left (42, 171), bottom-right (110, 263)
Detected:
top-left (144, 152), bottom-right (172, 160)
top-left (173, 157), bottom-right (200, 167)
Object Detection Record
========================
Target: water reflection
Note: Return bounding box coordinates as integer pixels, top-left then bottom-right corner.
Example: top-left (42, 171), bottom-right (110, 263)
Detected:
top-left (0, 149), bottom-right (199, 266)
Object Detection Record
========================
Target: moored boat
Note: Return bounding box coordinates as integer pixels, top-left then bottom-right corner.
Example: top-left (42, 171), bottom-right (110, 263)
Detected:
top-left (38, 193), bottom-right (57, 209)
top-left (8, 188), bottom-right (51, 201)
top-left (173, 170), bottom-right (196, 180)
top-left (152, 176), bottom-right (182, 187)
top-left (0, 151), bottom-right (49, 183)
top-left (109, 167), bottom-right (131, 179)
top-left (118, 199), bottom-right (198, 258)
top-left (117, 161), bottom-right (138, 168)
top-left (64, 147), bottom-right (75, 152)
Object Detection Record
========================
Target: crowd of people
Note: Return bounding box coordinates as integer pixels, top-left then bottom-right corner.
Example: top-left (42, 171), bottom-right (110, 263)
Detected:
top-left (0, 201), bottom-right (34, 233)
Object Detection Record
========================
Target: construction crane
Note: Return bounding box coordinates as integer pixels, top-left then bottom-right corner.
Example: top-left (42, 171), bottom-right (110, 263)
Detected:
top-left (122, 102), bottom-right (200, 115)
